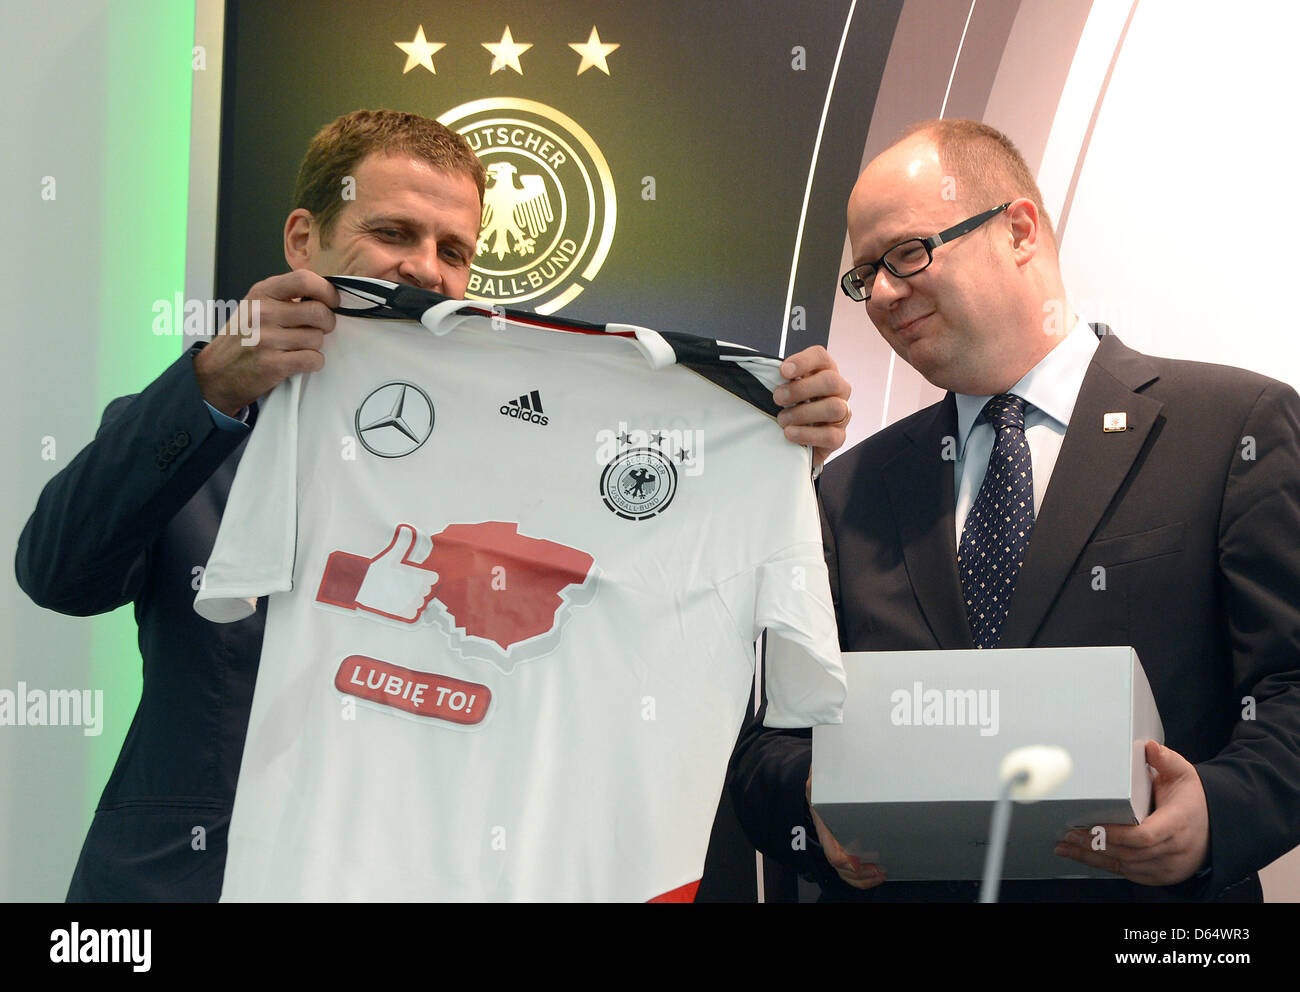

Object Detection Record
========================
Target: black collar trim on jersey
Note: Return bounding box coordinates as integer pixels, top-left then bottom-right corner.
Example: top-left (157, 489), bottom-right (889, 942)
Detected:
top-left (328, 276), bottom-right (634, 338)
top-left (326, 276), bottom-right (782, 418)
top-left (658, 332), bottom-right (781, 418)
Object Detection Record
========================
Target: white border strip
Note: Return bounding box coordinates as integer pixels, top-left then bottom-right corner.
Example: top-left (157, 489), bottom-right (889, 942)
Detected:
top-left (184, 0), bottom-right (227, 332)
top-left (777, 0), bottom-right (858, 358)
top-left (753, 632), bottom-right (767, 904)
top-left (1043, 0), bottom-right (1139, 246)
top-left (939, 0), bottom-right (979, 119)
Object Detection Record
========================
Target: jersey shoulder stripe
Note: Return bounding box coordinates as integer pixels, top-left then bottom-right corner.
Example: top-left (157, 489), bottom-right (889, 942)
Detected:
top-left (326, 276), bottom-right (783, 417)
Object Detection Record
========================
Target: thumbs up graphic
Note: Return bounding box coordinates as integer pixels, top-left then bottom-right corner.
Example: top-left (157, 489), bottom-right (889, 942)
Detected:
top-left (316, 523), bottom-right (438, 623)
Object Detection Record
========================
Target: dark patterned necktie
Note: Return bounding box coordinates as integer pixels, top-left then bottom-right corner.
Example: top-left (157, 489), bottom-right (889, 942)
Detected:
top-left (957, 394), bottom-right (1035, 648)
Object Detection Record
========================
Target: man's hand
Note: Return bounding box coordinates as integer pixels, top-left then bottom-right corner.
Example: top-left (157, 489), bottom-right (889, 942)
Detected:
top-left (805, 773), bottom-right (885, 890)
top-left (775, 346), bottom-right (852, 469)
top-left (1054, 740), bottom-right (1210, 886)
top-left (193, 269), bottom-right (341, 416)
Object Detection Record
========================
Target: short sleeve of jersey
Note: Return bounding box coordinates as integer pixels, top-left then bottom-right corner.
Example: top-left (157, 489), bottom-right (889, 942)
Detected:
top-left (194, 375), bottom-right (301, 621)
top-left (706, 354), bottom-right (844, 728)
top-left (743, 542), bottom-right (843, 727)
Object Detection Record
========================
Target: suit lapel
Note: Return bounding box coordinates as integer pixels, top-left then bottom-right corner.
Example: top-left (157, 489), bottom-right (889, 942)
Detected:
top-left (883, 394), bottom-right (974, 649)
top-left (999, 332), bottom-right (1164, 647)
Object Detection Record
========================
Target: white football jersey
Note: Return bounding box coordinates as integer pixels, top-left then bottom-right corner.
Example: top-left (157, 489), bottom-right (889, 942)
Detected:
top-left (195, 277), bottom-right (844, 901)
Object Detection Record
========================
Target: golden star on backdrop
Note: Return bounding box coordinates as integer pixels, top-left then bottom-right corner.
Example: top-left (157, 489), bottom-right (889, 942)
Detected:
top-left (483, 25), bottom-right (532, 75)
top-left (569, 26), bottom-right (620, 76)
top-left (395, 25), bottom-right (446, 75)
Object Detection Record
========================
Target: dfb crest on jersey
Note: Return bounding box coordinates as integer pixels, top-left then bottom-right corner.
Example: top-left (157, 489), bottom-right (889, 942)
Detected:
top-left (355, 382), bottom-right (435, 458)
top-left (439, 97), bottom-right (616, 315)
top-left (600, 447), bottom-right (677, 521)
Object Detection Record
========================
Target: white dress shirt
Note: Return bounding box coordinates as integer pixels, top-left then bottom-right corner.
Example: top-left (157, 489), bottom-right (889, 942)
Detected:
top-left (953, 319), bottom-right (1100, 541)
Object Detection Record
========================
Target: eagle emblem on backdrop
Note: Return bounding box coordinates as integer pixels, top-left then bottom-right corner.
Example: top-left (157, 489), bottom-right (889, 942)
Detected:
top-left (481, 162), bottom-right (554, 260)
top-left (439, 97), bottom-right (617, 315)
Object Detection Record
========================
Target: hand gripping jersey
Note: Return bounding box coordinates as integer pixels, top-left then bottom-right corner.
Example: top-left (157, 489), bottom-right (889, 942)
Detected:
top-left (195, 276), bottom-right (844, 901)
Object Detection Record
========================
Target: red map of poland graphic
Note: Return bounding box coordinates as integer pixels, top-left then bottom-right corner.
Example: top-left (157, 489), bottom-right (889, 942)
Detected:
top-left (316, 521), bottom-right (595, 651)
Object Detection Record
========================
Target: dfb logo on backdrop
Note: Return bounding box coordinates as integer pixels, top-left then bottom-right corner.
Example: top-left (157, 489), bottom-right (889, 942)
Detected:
top-left (439, 98), bottom-right (617, 315)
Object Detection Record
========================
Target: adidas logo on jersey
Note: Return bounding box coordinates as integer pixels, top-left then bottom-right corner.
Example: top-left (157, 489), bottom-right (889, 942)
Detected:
top-left (500, 390), bottom-right (549, 426)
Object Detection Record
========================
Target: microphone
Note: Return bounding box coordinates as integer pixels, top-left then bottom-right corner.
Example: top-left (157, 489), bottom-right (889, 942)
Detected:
top-left (979, 745), bottom-right (1073, 903)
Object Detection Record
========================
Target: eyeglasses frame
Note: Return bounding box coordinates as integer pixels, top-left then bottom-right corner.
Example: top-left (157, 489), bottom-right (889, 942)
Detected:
top-left (839, 202), bottom-right (1012, 301)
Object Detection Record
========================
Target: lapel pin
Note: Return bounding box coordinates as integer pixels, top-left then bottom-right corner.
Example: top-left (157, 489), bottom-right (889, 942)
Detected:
top-left (1103, 412), bottom-right (1127, 432)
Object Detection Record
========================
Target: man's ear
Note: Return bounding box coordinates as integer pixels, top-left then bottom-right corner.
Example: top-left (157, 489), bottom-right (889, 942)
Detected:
top-left (1005, 197), bottom-right (1041, 266)
top-left (284, 208), bottom-right (316, 271)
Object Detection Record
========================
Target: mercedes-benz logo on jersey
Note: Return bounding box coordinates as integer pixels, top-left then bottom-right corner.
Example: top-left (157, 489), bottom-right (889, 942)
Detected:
top-left (355, 382), bottom-right (434, 458)
top-left (600, 447), bottom-right (678, 521)
top-left (439, 97), bottom-right (616, 315)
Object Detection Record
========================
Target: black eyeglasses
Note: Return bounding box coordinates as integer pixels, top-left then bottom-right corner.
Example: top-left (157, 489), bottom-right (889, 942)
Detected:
top-left (839, 203), bottom-right (1010, 301)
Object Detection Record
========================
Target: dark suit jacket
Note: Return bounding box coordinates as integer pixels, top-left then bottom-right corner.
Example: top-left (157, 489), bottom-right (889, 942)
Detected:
top-left (15, 343), bottom-right (262, 901)
top-left (729, 330), bottom-right (1300, 902)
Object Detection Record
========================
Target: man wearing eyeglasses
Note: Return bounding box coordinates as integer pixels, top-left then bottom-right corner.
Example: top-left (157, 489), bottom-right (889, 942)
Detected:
top-left (729, 119), bottom-right (1300, 902)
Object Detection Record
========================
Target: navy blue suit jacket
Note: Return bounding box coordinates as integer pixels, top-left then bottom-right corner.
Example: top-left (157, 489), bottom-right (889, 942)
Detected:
top-left (16, 343), bottom-right (262, 901)
top-left (729, 331), bottom-right (1300, 902)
